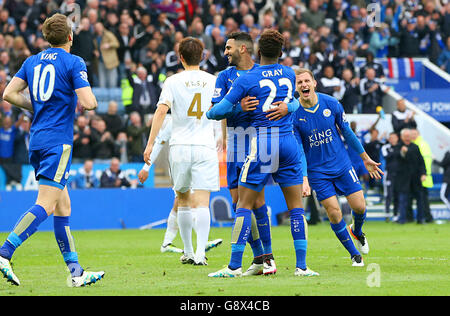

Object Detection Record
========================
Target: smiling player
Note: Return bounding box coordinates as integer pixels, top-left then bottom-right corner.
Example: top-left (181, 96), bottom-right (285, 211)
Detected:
top-left (292, 68), bottom-right (383, 266)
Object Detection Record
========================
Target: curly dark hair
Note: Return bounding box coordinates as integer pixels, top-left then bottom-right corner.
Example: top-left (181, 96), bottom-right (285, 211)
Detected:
top-left (258, 29), bottom-right (285, 59)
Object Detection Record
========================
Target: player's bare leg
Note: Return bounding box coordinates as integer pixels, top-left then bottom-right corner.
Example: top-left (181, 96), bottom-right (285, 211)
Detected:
top-left (321, 196), bottom-right (363, 266)
top-left (346, 190), bottom-right (369, 255)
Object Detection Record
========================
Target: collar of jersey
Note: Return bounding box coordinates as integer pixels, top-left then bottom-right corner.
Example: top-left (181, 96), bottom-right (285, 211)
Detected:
top-left (302, 100), bottom-right (320, 113)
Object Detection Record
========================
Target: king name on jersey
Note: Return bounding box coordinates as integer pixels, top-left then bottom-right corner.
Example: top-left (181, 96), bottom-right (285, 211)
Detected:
top-left (41, 52), bottom-right (58, 60)
top-left (308, 128), bottom-right (333, 148)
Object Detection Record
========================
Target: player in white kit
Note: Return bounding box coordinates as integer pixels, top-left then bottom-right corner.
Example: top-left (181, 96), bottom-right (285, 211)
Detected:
top-left (143, 37), bottom-right (219, 265)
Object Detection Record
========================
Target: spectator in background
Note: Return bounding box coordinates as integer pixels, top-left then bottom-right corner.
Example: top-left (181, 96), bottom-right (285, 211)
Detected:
top-left (125, 64), bottom-right (160, 117)
top-left (303, 0), bottom-right (326, 30)
top-left (126, 111), bottom-right (149, 163)
top-left (381, 132), bottom-right (401, 220)
top-left (338, 68), bottom-right (360, 114)
top-left (116, 22), bottom-right (136, 81)
top-left (437, 36), bottom-right (450, 73)
top-left (399, 18), bottom-right (421, 57)
top-left (359, 67), bottom-right (389, 114)
top-left (359, 51), bottom-right (385, 79)
top-left (70, 159), bottom-right (99, 189)
top-left (411, 127), bottom-right (434, 223)
top-left (93, 22), bottom-right (120, 88)
top-left (392, 99), bottom-right (417, 135)
top-left (434, 150), bottom-right (450, 210)
top-left (317, 64), bottom-right (341, 99)
top-left (72, 17), bottom-right (97, 86)
top-left (100, 157), bottom-right (134, 188)
top-left (13, 114), bottom-right (30, 164)
top-left (73, 115), bottom-right (96, 163)
top-left (364, 127), bottom-right (384, 191)
top-left (92, 119), bottom-right (118, 163)
top-left (396, 128), bottom-right (427, 224)
top-left (0, 115), bottom-right (16, 163)
top-left (8, 36), bottom-right (30, 76)
top-left (101, 101), bottom-right (124, 139)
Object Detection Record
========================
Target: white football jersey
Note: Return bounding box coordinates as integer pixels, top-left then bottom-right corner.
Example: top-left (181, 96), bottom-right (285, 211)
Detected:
top-left (157, 70), bottom-right (217, 148)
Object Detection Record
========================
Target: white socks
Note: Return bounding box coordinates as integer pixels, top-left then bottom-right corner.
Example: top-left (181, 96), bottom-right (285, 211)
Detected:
top-left (193, 207), bottom-right (211, 263)
top-left (177, 206), bottom-right (194, 256)
top-left (162, 209), bottom-right (178, 247)
top-left (176, 206), bottom-right (211, 262)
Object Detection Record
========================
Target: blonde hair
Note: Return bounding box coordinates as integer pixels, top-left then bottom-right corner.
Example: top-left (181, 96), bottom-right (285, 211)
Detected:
top-left (294, 68), bottom-right (315, 80)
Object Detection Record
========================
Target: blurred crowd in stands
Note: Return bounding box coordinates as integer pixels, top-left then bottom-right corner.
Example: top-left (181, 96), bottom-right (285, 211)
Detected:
top-left (0, 0), bottom-right (449, 211)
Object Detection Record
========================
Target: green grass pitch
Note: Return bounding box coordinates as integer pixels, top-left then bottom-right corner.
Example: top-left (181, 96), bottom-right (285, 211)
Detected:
top-left (0, 221), bottom-right (449, 296)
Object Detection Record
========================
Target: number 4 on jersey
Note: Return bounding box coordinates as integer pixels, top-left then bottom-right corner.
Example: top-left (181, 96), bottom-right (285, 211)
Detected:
top-left (187, 93), bottom-right (203, 120)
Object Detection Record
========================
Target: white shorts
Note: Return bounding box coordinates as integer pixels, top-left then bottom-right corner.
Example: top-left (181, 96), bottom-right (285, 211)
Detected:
top-left (169, 145), bottom-right (220, 193)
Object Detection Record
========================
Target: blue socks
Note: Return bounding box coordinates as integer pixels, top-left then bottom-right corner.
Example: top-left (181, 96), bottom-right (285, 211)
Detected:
top-left (253, 204), bottom-right (272, 256)
top-left (228, 208), bottom-right (252, 270)
top-left (351, 210), bottom-right (366, 237)
top-left (54, 216), bottom-right (83, 277)
top-left (0, 205), bottom-right (48, 260)
top-left (330, 219), bottom-right (360, 257)
top-left (290, 208), bottom-right (307, 270)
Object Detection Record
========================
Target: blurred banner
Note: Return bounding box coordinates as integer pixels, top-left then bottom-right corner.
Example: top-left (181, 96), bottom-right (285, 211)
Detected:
top-left (0, 162), bottom-right (154, 191)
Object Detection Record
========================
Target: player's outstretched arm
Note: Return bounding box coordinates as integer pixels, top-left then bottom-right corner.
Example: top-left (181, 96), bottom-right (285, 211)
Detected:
top-left (340, 124), bottom-right (384, 179)
top-left (75, 86), bottom-right (98, 111)
top-left (3, 77), bottom-right (33, 113)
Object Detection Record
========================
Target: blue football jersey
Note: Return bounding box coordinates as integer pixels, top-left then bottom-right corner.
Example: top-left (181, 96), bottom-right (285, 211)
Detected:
top-left (224, 64), bottom-right (296, 135)
top-left (15, 47), bottom-right (90, 150)
top-left (293, 93), bottom-right (354, 179)
top-left (212, 64), bottom-right (259, 129)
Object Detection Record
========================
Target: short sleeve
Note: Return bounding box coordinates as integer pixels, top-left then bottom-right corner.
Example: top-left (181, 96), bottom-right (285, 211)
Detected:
top-left (72, 56), bottom-right (90, 90)
top-left (333, 99), bottom-right (350, 131)
top-left (157, 77), bottom-right (174, 108)
top-left (211, 70), bottom-right (228, 104)
top-left (14, 57), bottom-right (30, 82)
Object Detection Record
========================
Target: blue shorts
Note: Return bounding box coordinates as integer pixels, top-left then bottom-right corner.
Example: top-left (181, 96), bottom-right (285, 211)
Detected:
top-left (239, 133), bottom-right (303, 192)
top-left (309, 166), bottom-right (363, 201)
top-left (227, 161), bottom-right (243, 190)
top-left (29, 144), bottom-right (73, 190)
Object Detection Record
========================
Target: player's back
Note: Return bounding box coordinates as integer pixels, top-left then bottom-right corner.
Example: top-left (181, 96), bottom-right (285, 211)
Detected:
top-left (160, 70), bottom-right (217, 148)
top-left (16, 47), bottom-right (89, 150)
top-left (240, 64), bottom-right (295, 135)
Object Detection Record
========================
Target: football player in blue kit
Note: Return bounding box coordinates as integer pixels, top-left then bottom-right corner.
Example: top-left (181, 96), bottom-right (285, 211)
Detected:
top-left (0, 14), bottom-right (104, 287)
top-left (292, 68), bottom-right (384, 266)
top-left (212, 32), bottom-right (276, 276)
top-left (207, 30), bottom-right (318, 277)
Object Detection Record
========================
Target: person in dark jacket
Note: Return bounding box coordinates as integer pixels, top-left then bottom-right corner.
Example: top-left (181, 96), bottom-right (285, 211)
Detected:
top-left (395, 128), bottom-right (427, 224)
top-left (338, 68), bottom-right (360, 114)
top-left (391, 98), bottom-right (417, 136)
top-left (100, 157), bottom-right (132, 188)
top-left (434, 150), bottom-right (450, 210)
top-left (359, 67), bottom-right (389, 114)
top-left (381, 132), bottom-right (400, 219)
top-left (125, 65), bottom-right (161, 118)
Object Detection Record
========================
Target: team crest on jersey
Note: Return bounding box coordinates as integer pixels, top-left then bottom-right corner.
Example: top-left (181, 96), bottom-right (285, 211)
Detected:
top-left (80, 71), bottom-right (89, 82)
top-left (323, 109), bottom-right (331, 117)
top-left (213, 88), bottom-right (222, 98)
